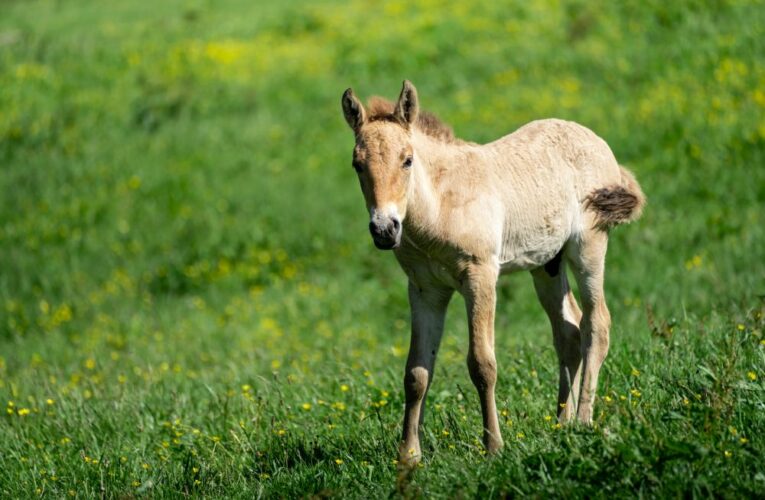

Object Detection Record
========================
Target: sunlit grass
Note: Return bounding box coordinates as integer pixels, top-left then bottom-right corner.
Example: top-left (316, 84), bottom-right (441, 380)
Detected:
top-left (1, 0), bottom-right (764, 496)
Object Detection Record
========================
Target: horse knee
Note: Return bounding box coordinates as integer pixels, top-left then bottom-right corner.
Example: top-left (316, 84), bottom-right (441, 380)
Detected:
top-left (467, 348), bottom-right (497, 390)
top-left (404, 366), bottom-right (429, 402)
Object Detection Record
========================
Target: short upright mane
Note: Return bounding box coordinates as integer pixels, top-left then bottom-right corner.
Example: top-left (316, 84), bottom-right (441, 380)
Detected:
top-left (367, 97), bottom-right (464, 144)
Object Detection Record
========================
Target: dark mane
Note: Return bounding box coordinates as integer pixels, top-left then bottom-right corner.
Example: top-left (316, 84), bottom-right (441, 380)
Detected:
top-left (366, 97), bottom-right (465, 144)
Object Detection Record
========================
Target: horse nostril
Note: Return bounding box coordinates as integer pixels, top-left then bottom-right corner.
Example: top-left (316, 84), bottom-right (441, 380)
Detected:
top-left (391, 218), bottom-right (401, 232)
top-left (369, 222), bottom-right (378, 236)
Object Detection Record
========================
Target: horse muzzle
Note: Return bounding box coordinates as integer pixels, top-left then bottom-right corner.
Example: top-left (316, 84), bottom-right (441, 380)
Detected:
top-left (369, 217), bottom-right (401, 250)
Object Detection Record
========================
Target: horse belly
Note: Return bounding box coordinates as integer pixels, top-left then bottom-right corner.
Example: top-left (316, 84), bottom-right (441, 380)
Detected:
top-left (498, 241), bottom-right (565, 273)
top-left (497, 199), bottom-right (577, 273)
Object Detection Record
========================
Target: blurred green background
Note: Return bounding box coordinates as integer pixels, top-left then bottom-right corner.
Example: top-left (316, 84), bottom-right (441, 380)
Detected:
top-left (1, 0), bottom-right (764, 497)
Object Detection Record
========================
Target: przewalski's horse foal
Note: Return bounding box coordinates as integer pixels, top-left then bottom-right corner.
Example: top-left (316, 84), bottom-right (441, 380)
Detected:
top-left (341, 81), bottom-right (644, 464)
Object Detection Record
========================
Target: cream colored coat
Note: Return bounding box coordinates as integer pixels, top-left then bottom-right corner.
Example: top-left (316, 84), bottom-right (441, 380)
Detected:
top-left (342, 81), bottom-right (644, 465)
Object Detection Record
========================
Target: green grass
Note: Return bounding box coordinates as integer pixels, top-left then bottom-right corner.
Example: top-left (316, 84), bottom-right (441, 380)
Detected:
top-left (1, 0), bottom-right (764, 497)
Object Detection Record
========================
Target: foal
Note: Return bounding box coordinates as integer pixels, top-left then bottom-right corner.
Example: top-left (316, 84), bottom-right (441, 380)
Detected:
top-left (341, 81), bottom-right (644, 464)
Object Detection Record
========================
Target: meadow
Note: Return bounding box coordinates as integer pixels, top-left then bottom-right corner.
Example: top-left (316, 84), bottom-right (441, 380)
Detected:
top-left (1, 0), bottom-right (764, 497)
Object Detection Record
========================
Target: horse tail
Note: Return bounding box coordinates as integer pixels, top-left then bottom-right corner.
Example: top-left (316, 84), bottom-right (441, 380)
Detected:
top-left (585, 165), bottom-right (646, 230)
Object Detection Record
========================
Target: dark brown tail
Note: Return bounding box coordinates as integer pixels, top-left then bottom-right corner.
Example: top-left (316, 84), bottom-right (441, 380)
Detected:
top-left (585, 166), bottom-right (645, 230)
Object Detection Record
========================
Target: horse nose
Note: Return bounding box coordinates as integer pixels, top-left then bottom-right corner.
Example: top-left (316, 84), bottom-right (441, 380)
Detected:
top-left (369, 216), bottom-right (402, 249)
top-left (369, 218), bottom-right (400, 238)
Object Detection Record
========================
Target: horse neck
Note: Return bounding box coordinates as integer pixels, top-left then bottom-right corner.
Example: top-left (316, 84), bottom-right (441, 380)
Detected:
top-left (404, 130), bottom-right (463, 240)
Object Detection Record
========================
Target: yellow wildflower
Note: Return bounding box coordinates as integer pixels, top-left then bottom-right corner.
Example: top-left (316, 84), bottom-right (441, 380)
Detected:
top-left (340, 384), bottom-right (349, 392)
top-left (747, 371), bottom-right (757, 381)
top-left (685, 255), bottom-right (702, 270)
top-left (301, 403), bottom-right (312, 411)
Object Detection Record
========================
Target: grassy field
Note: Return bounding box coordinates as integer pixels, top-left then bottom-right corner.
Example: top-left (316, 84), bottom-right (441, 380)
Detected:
top-left (1, 0), bottom-right (764, 497)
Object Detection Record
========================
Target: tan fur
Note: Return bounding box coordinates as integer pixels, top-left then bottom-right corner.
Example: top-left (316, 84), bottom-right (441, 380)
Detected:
top-left (366, 97), bottom-right (467, 145)
top-left (341, 81), bottom-right (644, 465)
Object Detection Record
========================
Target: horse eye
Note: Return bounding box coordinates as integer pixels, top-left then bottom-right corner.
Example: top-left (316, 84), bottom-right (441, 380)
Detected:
top-left (403, 156), bottom-right (413, 168)
top-left (352, 160), bottom-right (363, 173)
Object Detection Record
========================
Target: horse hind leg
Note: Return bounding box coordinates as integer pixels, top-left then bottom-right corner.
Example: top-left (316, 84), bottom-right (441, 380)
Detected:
top-left (567, 229), bottom-right (611, 424)
top-left (532, 255), bottom-right (583, 423)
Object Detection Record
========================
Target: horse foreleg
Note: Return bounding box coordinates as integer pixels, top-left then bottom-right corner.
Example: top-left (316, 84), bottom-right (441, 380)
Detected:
top-left (399, 280), bottom-right (452, 465)
top-left (463, 263), bottom-right (503, 453)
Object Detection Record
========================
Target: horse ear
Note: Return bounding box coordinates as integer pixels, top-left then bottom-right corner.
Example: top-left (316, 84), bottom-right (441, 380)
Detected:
top-left (394, 80), bottom-right (419, 127)
top-left (342, 88), bottom-right (366, 132)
